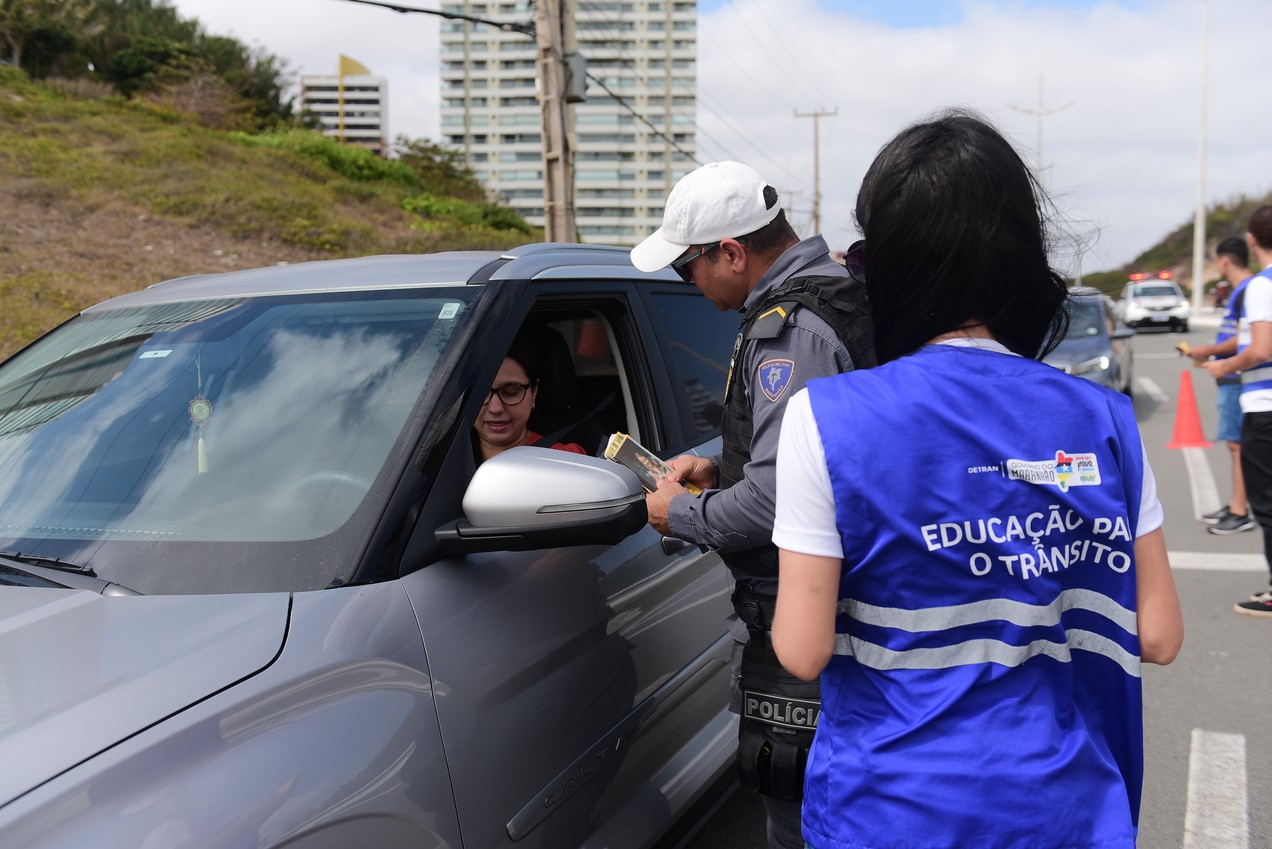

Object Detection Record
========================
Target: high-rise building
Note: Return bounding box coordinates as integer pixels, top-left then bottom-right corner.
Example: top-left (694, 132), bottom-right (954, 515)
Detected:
top-left (440, 1), bottom-right (697, 244)
top-left (300, 55), bottom-right (389, 157)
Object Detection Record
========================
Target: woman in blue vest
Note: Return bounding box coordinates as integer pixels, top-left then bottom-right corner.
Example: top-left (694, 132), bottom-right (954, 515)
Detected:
top-left (770, 111), bottom-right (1183, 849)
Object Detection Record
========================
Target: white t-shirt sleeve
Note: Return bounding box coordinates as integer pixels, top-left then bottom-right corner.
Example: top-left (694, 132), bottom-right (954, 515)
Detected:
top-left (1244, 273), bottom-right (1272, 324)
top-left (773, 389), bottom-right (843, 558)
top-left (1137, 441), bottom-right (1164, 537)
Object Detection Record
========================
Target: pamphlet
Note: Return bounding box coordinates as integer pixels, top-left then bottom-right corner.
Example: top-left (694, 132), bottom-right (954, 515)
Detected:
top-left (604, 432), bottom-right (703, 494)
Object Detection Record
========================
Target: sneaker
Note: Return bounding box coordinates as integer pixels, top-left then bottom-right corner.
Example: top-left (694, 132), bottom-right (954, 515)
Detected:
top-left (1250, 588), bottom-right (1272, 603)
top-left (1207, 512), bottom-right (1256, 535)
top-left (1202, 506), bottom-right (1234, 525)
top-left (1234, 597), bottom-right (1272, 618)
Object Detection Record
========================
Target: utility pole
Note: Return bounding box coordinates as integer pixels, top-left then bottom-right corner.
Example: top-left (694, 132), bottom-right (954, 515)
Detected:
top-left (794, 108), bottom-right (836, 235)
top-left (1007, 74), bottom-right (1074, 172)
top-left (1191, 0), bottom-right (1210, 313)
top-left (536, 0), bottom-right (576, 242)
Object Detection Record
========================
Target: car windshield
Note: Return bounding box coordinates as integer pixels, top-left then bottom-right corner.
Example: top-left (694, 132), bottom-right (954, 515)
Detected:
top-left (0, 288), bottom-right (474, 594)
top-left (1133, 285), bottom-right (1177, 298)
top-left (1066, 298), bottom-right (1105, 337)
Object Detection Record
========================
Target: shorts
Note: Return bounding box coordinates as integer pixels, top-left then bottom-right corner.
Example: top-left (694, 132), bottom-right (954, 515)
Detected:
top-left (1217, 381), bottom-right (1244, 443)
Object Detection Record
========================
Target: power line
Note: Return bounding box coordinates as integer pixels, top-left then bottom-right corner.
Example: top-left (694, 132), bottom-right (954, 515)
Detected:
top-left (742, 3), bottom-right (837, 109)
top-left (585, 71), bottom-right (699, 162)
top-left (326, 0), bottom-right (534, 35)
top-left (731, 4), bottom-right (828, 109)
top-left (695, 93), bottom-right (804, 184)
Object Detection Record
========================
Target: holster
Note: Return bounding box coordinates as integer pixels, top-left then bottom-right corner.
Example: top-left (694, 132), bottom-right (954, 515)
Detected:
top-left (732, 584), bottom-right (821, 801)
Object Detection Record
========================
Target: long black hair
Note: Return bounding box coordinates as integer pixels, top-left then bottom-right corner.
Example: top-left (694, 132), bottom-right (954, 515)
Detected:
top-left (854, 109), bottom-right (1069, 363)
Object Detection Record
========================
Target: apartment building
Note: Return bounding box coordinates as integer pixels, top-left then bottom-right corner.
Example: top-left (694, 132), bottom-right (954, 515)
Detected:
top-left (300, 55), bottom-right (389, 157)
top-left (440, 1), bottom-right (697, 244)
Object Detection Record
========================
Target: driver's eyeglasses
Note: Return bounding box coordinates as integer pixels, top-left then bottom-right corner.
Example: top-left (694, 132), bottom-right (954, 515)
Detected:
top-left (670, 242), bottom-right (721, 283)
top-left (483, 382), bottom-right (532, 406)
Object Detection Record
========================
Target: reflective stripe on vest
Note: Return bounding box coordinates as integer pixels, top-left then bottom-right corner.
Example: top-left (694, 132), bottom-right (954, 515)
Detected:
top-left (832, 589), bottom-right (1140, 678)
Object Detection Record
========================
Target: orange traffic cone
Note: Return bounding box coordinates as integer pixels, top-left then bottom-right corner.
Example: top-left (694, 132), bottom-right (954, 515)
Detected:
top-left (1167, 370), bottom-right (1212, 449)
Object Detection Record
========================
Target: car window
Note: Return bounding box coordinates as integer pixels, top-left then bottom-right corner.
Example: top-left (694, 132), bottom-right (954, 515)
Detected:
top-left (518, 307), bottom-right (632, 453)
top-left (1133, 284), bottom-right (1179, 298)
top-left (1066, 298), bottom-right (1105, 337)
top-left (0, 289), bottom-right (477, 594)
top-left (649, 292), bottom-right (735, 437)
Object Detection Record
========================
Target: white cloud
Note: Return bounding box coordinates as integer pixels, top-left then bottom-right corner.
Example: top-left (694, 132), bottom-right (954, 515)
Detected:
top-left (168, 0), bottom-right (1271, 272)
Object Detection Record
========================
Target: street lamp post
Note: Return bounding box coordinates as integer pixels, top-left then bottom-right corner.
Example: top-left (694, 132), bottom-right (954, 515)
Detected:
top-left (1191, 0), bottom-right (1210, 314)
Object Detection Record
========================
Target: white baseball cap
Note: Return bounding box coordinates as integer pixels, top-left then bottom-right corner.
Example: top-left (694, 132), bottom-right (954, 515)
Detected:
top-left (630, 161), bottom-right (781, 273)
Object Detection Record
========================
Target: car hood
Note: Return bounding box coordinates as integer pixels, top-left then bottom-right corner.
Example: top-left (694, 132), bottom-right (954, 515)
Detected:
top-left (0, 588), bottom-right (289, 808)
top-left (1044, 335), bottom-right (1108, 369)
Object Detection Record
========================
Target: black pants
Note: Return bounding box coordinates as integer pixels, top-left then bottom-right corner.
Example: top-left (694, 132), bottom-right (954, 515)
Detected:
top-left (1240, 410), bottom-right (1272, 586)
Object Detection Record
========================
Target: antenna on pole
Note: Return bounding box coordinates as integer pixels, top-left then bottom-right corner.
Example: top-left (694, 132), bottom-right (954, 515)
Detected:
top-left (794, 108), bottom-right (837, 235)
top-left (1007, 74), bottom-right (1074, 172)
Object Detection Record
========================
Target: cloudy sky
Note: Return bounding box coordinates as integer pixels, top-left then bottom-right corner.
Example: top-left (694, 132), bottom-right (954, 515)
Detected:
top-left (167, 0), bottom-right (1269, 274)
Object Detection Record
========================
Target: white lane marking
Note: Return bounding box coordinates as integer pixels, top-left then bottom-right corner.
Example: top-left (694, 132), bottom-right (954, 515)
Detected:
top-left (1167, 551), bottom-right (1267, 573)
top-left (1181, 446), bottom-right (1222, 522)
top-left (1138, 376), bottom-right (1170, 403)
top-left (1183, 729), bottom-right (1248, 849)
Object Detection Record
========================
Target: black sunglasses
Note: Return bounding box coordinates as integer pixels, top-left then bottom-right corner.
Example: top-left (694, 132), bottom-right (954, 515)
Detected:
top-left (670, 242), bottom-right (722, 283)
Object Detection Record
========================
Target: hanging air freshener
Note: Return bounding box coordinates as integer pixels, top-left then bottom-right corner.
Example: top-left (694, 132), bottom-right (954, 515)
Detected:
top-left (189, 355), bottom-right (212, 474)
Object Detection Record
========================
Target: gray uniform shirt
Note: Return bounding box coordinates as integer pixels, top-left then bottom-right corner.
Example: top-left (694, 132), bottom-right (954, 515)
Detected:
top-left (666, 234), bottom-right (859, 595)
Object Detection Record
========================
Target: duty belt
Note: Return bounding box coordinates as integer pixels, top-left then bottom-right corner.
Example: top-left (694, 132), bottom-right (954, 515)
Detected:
top-left (732, 582), bottom-right (820, 800)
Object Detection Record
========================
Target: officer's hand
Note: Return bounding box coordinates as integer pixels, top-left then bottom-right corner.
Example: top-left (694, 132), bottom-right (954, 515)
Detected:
top-left (1201, 359), bottom-right (1229, 380)
top-left (666, 455), bottom-right (716, 490)
top-left (645, 478), bottom-right (687, 536)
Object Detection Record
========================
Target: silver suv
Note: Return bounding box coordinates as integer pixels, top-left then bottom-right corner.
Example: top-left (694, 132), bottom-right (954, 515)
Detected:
top-left (0, 244), bottom-right (740, 848)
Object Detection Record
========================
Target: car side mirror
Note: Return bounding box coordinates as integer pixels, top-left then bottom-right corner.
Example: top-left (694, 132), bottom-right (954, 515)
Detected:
top-left (435, 447), bottom-right (648, 554)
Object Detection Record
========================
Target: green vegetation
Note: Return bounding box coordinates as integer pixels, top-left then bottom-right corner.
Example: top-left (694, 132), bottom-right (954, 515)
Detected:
top-left (0, 66), bottom-right (538, 358)
top-left (3, 0), bottom-right (298, 130)
top-left (1079, 195), bottom-right (1272, 297)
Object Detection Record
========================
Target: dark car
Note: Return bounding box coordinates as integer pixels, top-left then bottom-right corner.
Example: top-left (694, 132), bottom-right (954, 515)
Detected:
top-left (0, 244), bottom-right (743, 848)
top-left (1045, 286), bottom-right (1135, 396)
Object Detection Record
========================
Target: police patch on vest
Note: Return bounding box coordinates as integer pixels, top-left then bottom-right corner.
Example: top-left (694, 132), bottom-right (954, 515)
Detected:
top-left (1006, 449), bottom-right (1101, 492)
top-left (757, 358), bottom-right (794, 402)
top-left (743, 688), bottom-right (820, 730)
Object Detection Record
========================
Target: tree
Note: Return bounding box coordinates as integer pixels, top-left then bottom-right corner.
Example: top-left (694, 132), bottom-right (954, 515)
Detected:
top-left (1, 0), bottom-right (98, 73)
top-left (394, 136), bottom-right (487, 203)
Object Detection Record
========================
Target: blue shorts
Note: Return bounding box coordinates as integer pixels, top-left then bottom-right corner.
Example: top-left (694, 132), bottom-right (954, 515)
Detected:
top-left (1217, 381), bottom-right (1243, 443)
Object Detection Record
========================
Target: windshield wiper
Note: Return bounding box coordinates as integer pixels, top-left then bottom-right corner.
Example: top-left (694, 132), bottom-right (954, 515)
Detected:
top-left (0, 550), bottom-right (96, 576)
top-left (0, 550), bottom-right (141, 595)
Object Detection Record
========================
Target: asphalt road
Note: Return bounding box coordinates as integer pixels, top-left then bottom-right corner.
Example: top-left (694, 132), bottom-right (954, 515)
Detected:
top-left (681, 313), bottom-right (1270, 849)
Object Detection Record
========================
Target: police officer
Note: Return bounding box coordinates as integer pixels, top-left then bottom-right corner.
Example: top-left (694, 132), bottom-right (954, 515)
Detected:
top-left (630, 161), bottom-right (874, 849)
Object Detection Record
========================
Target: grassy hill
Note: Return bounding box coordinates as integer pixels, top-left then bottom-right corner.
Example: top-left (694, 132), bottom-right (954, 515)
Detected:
top-left (0, 66), bottom-right (539, 359)
top-left (1081, 195), bottom-right (1271, 298)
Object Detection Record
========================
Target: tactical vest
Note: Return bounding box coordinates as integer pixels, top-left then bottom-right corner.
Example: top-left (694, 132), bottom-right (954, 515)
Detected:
top-left (716, 272), bottom-right (875, 579)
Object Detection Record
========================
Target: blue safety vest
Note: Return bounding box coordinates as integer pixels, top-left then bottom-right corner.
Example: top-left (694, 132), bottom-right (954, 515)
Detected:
top-left (804, 344), bottom-right (1144, 849)
top-left (1238, 270), bottom-right (1272, 394)
top-left (1215, 275), bottom-right (1252, 348)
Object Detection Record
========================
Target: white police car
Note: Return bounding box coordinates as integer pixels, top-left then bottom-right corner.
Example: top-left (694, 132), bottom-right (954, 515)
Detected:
top-left (1117, 271), bottom-right (1190, 332)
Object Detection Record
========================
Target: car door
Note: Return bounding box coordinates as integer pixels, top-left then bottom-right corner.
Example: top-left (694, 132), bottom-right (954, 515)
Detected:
top-left (399, 278), bottom-right (737, 849)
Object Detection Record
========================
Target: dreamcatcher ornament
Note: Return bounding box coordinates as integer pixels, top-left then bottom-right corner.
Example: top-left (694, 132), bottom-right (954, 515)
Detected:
top-left (189, 355), bottom-right (212, 474)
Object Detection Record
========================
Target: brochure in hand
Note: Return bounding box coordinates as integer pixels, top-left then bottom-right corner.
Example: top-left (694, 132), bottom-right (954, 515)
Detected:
top-left (604, 432), bottom-right (703, 494)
